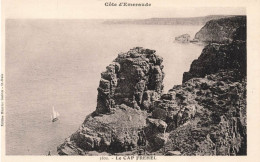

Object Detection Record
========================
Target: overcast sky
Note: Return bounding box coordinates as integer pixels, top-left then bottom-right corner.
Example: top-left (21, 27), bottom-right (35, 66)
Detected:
top-left (4, 0), bottom-right (246, 19)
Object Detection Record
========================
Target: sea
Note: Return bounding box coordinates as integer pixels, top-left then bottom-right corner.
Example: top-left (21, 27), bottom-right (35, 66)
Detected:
top-left (5, 20), bottom-right (204, 155)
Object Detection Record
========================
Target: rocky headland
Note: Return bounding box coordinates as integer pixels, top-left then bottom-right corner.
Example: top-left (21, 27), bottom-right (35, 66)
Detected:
top-left (194, 16), bottom-right (246, 43)
top-left (57, 16), bottom-right (247, 156)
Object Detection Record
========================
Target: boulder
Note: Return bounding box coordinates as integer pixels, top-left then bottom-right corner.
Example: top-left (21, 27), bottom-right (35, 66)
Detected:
top-left (146, 118), bottom-right (167, 133)
top-left (152, 108), bottom-right (167, 121)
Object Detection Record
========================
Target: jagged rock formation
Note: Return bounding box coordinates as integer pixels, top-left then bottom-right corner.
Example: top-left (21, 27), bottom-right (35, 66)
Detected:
top-left (58, 16), bottom-right (246, 156)
top-left (194, 16), bottom-right (246, 43)
top-left (58, 47), bottom-right (165, 155)
top-left (96, 47), bottom-right (164, 114)
top-left (175, 34), bottom-right (191, 43)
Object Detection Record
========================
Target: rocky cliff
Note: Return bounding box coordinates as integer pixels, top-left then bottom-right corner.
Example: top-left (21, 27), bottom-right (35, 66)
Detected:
top-left (148, 70), bottom-right (246, 155)
top-left (184, 16), bottom-right (246, 83)
top-left (194, 16), bottom-right (246, 43)
top-left (58, 16), bottom-right (246, 156)
top-left (58, 47), bottom-right (165, 155)
top-left (183, 40), bottom-right (246, 83)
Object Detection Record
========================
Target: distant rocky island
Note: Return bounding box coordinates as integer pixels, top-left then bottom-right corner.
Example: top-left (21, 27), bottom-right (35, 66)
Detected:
top-left (175, 34), bottom-right (191, 43)
top-left (58, 16), bottom-right (247, 156)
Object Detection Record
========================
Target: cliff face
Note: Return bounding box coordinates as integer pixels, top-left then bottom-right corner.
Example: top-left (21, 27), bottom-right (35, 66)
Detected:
top-left (184, 16), bottom-right (246, 83)
top-left (58, 16), bottom-right (246, 156)
top-left (167, 17), bottom-right (246, 155)
top-left (194, 16), bottom-right (246, 43)
top-left (183, 41), bottom-right (246, 83)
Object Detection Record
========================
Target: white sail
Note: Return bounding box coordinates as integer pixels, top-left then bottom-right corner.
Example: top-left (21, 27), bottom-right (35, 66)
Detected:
top-left (52, 107), bottom-right (56, 119)
top-left (51, 106), bottom-right (59, 122)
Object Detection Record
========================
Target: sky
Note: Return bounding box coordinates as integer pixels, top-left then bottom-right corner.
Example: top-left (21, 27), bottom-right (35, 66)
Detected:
top-left (3, 0), bottom-right (246, 19)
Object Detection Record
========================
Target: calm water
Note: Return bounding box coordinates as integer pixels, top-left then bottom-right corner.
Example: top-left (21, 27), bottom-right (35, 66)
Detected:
top-left (5, 20), bottom-right (204, 155)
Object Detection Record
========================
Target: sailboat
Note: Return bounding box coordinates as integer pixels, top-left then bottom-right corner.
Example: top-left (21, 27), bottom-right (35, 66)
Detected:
top-left (51, 106), bottom-right (60, 122)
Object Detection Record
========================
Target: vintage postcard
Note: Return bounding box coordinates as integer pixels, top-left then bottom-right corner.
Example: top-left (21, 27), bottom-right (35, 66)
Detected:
top-left (1, 0), bottom-right (260, 162)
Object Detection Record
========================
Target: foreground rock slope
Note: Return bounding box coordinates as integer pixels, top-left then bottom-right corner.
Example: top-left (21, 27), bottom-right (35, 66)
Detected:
top-left (58, 16), bottom-right (246, 155)
top-left (151, 70), bottom-right (246, 155)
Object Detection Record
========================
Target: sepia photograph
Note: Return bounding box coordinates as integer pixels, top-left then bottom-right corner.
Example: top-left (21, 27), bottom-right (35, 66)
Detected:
top-left (4, 9), bottom-right (247, 156)
top-left (1, 1), bottom-right (260, 161)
